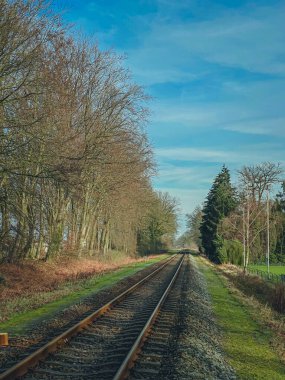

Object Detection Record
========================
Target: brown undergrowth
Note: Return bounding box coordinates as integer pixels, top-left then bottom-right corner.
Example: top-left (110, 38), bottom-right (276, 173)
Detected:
top-left (219, 264), bottom-right (285, 313)
top-left (0, 252), bottom-right (154, 302)
top-left (200, 258), bottom-right (285, 363)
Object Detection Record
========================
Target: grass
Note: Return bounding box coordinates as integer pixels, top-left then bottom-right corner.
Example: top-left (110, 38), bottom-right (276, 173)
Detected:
top-left (0, 254), bottom-right (169, 335)
top-left (249, 265), bottom-right (285, 275)
top-left (196, 256), bottom-right (285, 380)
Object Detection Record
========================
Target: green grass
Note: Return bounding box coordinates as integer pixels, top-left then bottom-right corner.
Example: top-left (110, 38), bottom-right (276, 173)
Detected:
top-left (249, 265), bottom-right (285, 275)
top-left (0, 254), bottom-right (170, 335)
top-left (196, 257), bottom-right (285, 380)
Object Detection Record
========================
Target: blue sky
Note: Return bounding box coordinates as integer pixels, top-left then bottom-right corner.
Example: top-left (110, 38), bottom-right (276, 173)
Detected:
top-left (61, 0), bottom-right (285, 233)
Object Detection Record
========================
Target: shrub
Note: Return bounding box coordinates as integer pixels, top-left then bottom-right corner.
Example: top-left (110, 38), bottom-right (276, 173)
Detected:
top-left (215, 237), bottom-right (243, 265)
top-left (214, 236), bottom-right (227, 263)
top-left (227, 240), bottom-right (243, 265)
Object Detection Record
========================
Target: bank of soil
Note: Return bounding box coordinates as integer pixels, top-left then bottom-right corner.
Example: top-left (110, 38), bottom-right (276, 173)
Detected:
top-left (162, 254), bottom-right (285, 379)
top-left (197, 256), bottom-right (285, 379)
top-left (2, 254), bottom-right (283, 379)
top-left (0, 254), bottom-right (168, 372)
top-left (0, 253), bottom-right (159, 303)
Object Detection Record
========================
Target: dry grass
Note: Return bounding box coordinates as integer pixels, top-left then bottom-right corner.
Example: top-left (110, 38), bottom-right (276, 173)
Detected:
top-left (273, 284), bottom-right (285, 314)
top-left (0, 253), bottom-right (168, 326)
top-left (0, 253), bottom-right (156, 302)
top-left (199, 257), bottom-right (285, 364)
top-left (198, 256), bottom-right (285, 378)
top-left (218, 263), bottom-right (285, 313)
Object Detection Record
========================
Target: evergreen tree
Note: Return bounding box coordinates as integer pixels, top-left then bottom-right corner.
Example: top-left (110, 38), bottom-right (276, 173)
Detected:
top-left (200, 166), bottom-right (236, 262)
top-left (275, 181), bottom-right (285, 261)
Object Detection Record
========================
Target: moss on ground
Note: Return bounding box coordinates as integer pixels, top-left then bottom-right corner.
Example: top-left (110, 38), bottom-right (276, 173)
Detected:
top-left (0, 255), bottom-right (169, 334)
top-left (196, 256), bottom-right (285, 380)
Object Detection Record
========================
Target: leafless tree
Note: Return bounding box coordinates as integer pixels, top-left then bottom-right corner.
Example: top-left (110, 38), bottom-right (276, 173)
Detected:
top-left (0, 0), bottom-right (173, 263)
top-left (229, 162), bottom-right (283, 269)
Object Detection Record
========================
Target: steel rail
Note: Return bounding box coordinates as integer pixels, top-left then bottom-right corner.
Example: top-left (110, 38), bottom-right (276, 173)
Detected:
top-left (0, 254), bottom-right (178, 380)
top-left (113, 254), bottom-right (185, 380)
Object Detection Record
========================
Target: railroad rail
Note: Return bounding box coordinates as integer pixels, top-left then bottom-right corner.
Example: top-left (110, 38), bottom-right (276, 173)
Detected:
top-left (0, 254), bottom-right (185, 380)
top-left (127, 256), bottom-right (188, 379)
top-left (114, 253), bottom-right (184, 380)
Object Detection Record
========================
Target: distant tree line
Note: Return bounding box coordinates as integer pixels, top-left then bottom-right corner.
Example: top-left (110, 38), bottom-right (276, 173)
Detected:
top-left (176, 206), bottom-right (202, 249)
top-left (182, 162), bottom-right (285, 268)
top-left (0, 0), bottom-right (177, 263)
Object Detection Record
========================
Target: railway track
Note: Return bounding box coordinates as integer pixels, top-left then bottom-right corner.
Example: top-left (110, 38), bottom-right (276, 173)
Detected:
top-left (0, 254), bottom-right (186, 380)
top-left (128, 256), bottom-right (188, 380)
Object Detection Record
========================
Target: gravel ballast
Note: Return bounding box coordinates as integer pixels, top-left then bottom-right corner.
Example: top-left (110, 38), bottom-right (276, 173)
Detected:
top-left (170, 255), bottom-right (236, 380)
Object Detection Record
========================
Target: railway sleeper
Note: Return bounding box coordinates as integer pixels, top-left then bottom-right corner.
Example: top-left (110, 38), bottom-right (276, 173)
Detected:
top-left (43, 360), bottom-right (95, 369)
top-left (40, 359), bottom-right (123, 371)
top-left (131, 367), bottom-right (161, 378)
top-left (146, 338), bottom-right (169, 346)
top-left (66, 341), bottom-right (101, 349)
top-left (133, 360), bottom-right (162, 369)
top-left (27, 368), bottom-right (91, 378)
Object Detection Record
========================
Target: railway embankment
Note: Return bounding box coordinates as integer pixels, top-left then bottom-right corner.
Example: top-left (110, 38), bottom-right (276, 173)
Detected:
top-left (0, 254), bottom-right (169, 371)
top-left (129, 254), bottom-right (236, 380)
top-left (170, 255), bottom-right (236, 380)
top-left (1, 253), bottom-right (285, 379)
top-left (197, 255), bottom-right (285, 379)
top-left (0, 254), bottom-right (169, 325)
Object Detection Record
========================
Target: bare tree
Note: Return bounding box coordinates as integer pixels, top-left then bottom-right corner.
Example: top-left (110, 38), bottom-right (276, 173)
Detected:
top-left (237, 162), bottom-right (283, 269)
top-left (0, 0), bottom-right (161, 263)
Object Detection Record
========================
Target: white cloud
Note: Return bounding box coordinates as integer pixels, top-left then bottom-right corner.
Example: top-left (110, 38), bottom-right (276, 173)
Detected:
top-left (127, 66), bottom-right (198, 86)
top-left (128, 2), bottom-right (285, 84)
top-left (155, 144), bottom-right (285, 166)
top-left (149, 77), bottom-right (285, 138)
top-left (157, 165), bottom-right (212, 184)
top-left (151, 103), bottom-right (225, 125)
top-left (225, 117), bottom-right (285, 136)
top-left (156, 147), bottom-right (228, 161)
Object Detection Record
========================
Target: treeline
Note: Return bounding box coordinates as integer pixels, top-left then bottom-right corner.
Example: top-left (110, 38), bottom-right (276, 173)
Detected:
top-left (181, 163), bottom-right (285, 268)
top-left (0, 0), bottom-right (177, 263)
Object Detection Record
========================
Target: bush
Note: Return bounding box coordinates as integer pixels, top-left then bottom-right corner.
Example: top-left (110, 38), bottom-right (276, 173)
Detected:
top-left (215, 237), bottom-right (243, 265)
top-left (214, 236), bottom-right (227, 263)
top-left (269, 252), bottom-right (278, 264)
top-left (227, 240), bottom-right (243, 265)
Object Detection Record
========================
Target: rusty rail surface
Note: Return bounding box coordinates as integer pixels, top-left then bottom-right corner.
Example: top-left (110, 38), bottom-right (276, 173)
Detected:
top-left (113, 254), bottom-right (184, 380)
top-left (0, 254), bottom-right (178, 380)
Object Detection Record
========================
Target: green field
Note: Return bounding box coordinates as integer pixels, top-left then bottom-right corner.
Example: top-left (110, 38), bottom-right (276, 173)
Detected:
top-left (249, 265), bottom-right (285, 275)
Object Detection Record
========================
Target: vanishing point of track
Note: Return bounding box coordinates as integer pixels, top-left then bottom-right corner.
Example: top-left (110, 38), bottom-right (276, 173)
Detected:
top-left (0, 254), bottom-right (185, 380)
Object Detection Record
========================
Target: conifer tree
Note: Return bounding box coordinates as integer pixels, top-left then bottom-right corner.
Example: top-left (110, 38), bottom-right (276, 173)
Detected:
top-left (200, 166), bottom-right (236, 262)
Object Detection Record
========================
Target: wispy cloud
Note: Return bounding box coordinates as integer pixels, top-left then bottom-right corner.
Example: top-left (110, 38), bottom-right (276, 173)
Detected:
top-left (156, 147), bottom-right (228, 162)
top-left (63, 0), bottom-right (285, 234)
top-left (129, 2), bottom-right (285, 84)
top-left (155, 144), bottom-right (285, 166)
top-left (150, 77), bottom-right (285, 138)
top-left (155, 163), bottom-right (214, 188)
top-left (225, 117), bottom-right (285, 136)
